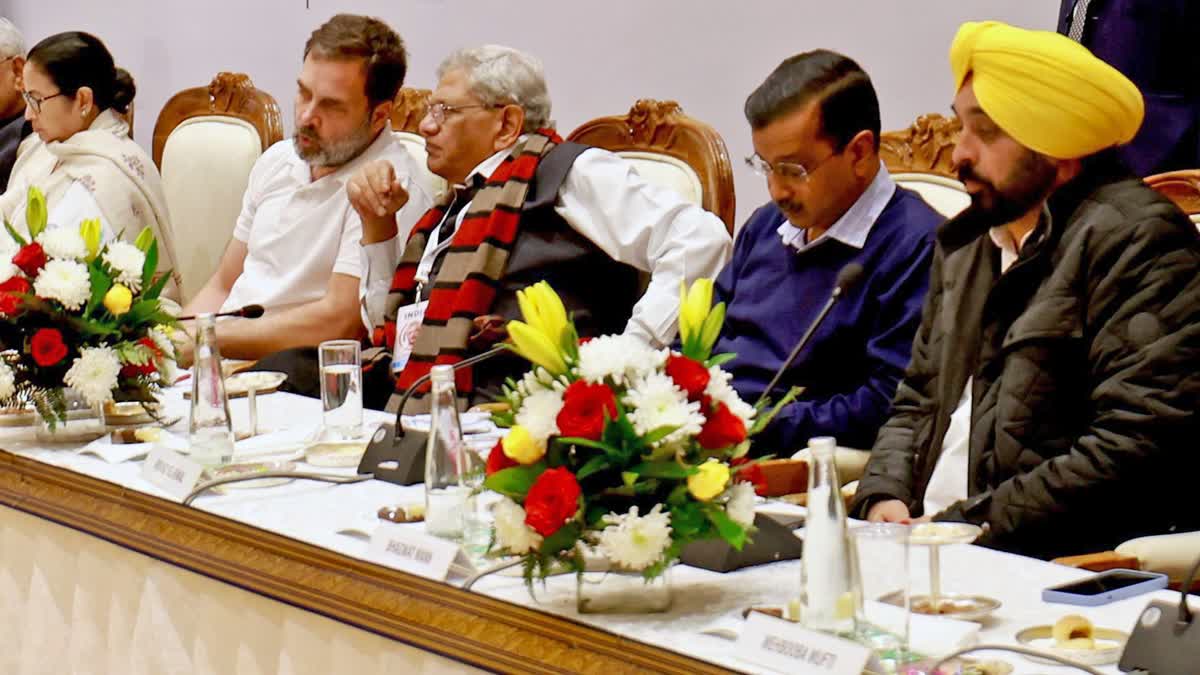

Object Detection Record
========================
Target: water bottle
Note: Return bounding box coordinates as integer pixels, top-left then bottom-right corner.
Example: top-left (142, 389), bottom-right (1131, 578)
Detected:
top-left (188, 313), bottom-right (234, 467)
top-left (423, 365), bottom-right (484, 541)
top-left (800, 436), bottom-right (860, 634)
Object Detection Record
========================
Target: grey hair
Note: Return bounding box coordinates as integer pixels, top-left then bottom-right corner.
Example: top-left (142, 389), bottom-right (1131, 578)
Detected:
top-left (436, 45), bottom-right (552, 133)
top-left (0, 19), bottom-right (25, 60)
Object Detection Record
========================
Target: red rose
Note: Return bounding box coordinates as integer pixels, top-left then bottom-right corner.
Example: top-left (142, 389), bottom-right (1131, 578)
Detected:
top-left (665, 354), bottom-right (710, 400)
top-left (30, 328), bottom-right (67, 367)
top-left (121, 337), bottom-right (162, 378)
top-left (0, 276), bottom-right (30, 316)
top-left (486, 439), bottom-right (518, 476)
top-left (556, 380), bottom-right (617, 440)
top-left (523, 467), bottom-right (581, 537)
top-left (697, 399), bottom-right (748, 449)
top-left (12, 243), bottom-right (47, 278)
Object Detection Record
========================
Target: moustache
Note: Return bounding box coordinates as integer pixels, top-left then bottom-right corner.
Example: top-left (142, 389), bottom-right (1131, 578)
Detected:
top-left (296, 126), bottom-right (319, 142)
top-left (775, 200), bottom-right (804, 214)
top-left (957, 165), bottom-right (992, 189)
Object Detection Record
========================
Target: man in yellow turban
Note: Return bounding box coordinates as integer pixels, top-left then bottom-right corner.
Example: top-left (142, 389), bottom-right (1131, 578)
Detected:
top-left (852, 21), bottom-right (1200, 560)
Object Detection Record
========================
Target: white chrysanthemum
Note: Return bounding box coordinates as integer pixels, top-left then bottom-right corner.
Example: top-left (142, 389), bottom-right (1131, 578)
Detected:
top-left (63, 346), bottom-right (121, 407)
top-left (492, 497), bottom-right (543, 554)
top-left (596, 504), bottom-right (673, 571)
top-left (33, 259), bottom-right (91, 310)
top-left (102, 241), bottom-right (145, 291)
top-left (0, 361), bottom-right (14, 401)
top-left (515, 388), bottom-right (563, 445)
top-left (623, 372), bottom-right (704, 444)
top-left (147, 328), bottom-right (178, 383)
top-left (704, 365), bottom-right (757, 426)
top-left (577, 335), bottom-right (667, 386)
top-left (724, 481), bottom-right (757, 528)
top-left (38, 227), bottom-right (88, 261)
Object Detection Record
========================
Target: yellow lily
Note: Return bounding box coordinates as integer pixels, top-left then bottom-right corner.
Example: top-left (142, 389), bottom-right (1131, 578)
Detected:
top-left (507, 320), bottom-right (568, 375)
top-left (687, 459), bottom-right (730, 502)
top-left (133, 226), bottom-right (155, 253)
top-left (679, 278), bottom-right (714, 344)
top-left (79, 219), bottom-right (102, 260)
top-left (103, 284), bottom-right (133, 316)
top-left (516, 281), bottom-right (569, 348)
top-left (25, 186), bottom-right (47, 239)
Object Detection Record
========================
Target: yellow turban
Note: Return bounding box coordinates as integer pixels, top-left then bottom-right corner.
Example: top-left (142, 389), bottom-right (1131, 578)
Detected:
top-left (949, 21), bottom-right (1144, 159)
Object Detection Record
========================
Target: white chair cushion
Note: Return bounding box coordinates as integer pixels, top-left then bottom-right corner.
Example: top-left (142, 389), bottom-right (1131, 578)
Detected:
top-left (893, 172), bottom-right (971, 219)
top-left (616, 151), bottom-right (704, 206)
top-left (1116, 531), bottom-right (1200, 583)
top-left (160, 116), bottom-right (262, 302)
top-left (393, 131), bottom-right (447, 199)
top-left (1191, 214), bottom-right (1199, 232)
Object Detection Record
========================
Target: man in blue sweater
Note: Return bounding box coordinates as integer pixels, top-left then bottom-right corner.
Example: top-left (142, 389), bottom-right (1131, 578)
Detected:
top-left (714, 50), bottom-right (942, 456)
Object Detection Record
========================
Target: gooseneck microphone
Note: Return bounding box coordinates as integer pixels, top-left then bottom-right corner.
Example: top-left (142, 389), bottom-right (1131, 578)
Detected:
top-left (755, 262), bottom-right (865, 408)
top-left (389, 344), bottom-right (510, 440)
top-left (178, 304), bottom-right (265, 321)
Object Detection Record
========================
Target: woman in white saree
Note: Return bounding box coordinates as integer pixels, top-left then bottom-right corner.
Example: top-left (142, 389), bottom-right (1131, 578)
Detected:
top-left (0, 31), bottom-right (178, 284)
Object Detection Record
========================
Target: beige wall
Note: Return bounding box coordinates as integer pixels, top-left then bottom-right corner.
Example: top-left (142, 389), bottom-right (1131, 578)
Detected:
top-left (7, 1), bottom-right (1057, 222)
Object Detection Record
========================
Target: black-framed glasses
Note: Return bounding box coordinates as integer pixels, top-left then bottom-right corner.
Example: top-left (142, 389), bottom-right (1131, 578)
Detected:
top-left (745, 152), bottom-right (839, 183)
top-left (422, 101), bottom-right (503, 126)
top-left (22, 90), bottom-right (65, 115)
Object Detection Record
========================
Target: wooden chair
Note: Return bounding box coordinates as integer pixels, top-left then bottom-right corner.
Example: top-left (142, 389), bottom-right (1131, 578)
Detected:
top-left (1145, 169), bottom-right (1200, 230)
top-left (389, 87), bottom-right (446, 198)
top-left (881, 113), bottom-right (970, 219)
top-left (151, 73), bottom-right (283, 302)
top-left (568, 99), bottom-right (736, 234)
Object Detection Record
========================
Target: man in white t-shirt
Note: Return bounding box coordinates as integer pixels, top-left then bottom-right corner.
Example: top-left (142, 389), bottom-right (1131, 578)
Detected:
top-left (180, 14), bottom-right (431, 362)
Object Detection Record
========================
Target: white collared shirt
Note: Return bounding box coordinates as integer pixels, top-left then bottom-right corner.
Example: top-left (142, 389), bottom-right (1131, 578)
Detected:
top-left (777, 163), bottom-right (897, 252)
top-left (922, 222), bottom-right (1037, 516)
top-left (360, 138), bottom-right (732, 347)
top-left (222, 130), bottom-right (432, 315)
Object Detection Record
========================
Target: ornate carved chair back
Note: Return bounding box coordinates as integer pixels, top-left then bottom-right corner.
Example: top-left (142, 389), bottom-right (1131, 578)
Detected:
top-left (880, 113), bottom-right (970, 219)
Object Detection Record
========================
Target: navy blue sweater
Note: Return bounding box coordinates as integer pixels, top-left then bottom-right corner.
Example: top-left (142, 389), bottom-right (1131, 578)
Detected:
top-left (713, 188), bottom-right (940, 454)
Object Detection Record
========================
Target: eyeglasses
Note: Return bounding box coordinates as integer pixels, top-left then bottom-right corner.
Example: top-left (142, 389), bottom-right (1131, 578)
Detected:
top-left (22, 90), bottom-right (65, 115)
top-left (745, 151), bottom-right (839, 183)
top-left (422, 102), bottom-right (503, 126)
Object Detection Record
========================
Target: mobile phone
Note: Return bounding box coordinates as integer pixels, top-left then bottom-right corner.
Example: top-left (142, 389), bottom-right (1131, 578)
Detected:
top-left (1042, 569), bottom-right (1168, 606)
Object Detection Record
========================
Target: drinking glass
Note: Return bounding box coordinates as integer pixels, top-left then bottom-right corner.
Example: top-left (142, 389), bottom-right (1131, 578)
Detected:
top-left (318, 340), bottom-right (363, 440)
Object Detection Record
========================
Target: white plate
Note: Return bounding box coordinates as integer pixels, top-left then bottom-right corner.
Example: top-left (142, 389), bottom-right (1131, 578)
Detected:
top-left (305, 439), bottom-right (369, 468)
top-left (1014, 624), bottom-right (1127, 666)
top-left (206, 460), bottom-right (297, 490)
top-left (909, 522), bottom-right (983, 546)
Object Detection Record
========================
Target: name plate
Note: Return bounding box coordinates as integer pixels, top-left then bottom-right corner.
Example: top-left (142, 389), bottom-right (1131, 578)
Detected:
top-left (736, 611), bottom-right (873, 675)
top-left (368, 522), bottom-right (461, 581)
top-left (140, 446), bottom-right (205, 502)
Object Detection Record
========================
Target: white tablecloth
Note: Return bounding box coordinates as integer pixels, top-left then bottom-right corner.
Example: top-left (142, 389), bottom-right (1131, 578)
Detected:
top-left (2, 384), bottom-right (1182, 674)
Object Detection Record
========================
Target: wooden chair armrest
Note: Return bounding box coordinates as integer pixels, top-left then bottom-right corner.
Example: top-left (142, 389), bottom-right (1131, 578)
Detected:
top-left (1052, 551), bottom-right (1141, 573)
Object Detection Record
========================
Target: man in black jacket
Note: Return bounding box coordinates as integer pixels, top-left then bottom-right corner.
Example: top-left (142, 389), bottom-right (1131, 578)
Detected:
top-left (851, 21), bottom-right (1200, 560)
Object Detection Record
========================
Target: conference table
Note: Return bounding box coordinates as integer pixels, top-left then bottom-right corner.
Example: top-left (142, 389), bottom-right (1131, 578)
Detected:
top-left (0, 384), bottom-right (1180, 674)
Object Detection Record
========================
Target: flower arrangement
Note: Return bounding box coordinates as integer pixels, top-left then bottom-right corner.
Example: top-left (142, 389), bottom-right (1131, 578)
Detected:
top-left (0, 187), bottom-right (177, 426)
top-left (484, 280), bottom-right (796, 585)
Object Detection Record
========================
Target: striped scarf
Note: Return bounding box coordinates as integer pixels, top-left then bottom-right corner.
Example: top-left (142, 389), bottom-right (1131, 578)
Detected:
top-left (373, 130), bottom-right (563, 411)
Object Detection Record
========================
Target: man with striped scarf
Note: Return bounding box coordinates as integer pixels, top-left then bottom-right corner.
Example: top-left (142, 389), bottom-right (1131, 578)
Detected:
top-left (348, 45), bottom-right (731, 413)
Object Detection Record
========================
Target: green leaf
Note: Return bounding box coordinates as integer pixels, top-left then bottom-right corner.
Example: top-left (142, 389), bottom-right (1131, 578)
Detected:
top-left (629, 460), bottom-right (695, 480)
top-left (704, 352), bottom-right (737, 368)
top-left (25, 186), bottom-right (47, 239)
top-left (621, 471), bottom-right (638, 487)
top-left (555, 436), bottom-right (620, 455)
top-left (141, 267), bottom-right (173, 301)
top-left (84, 261), bottom-right (113, 319)
top-left (698, 302), bottom-right (726, 355)
top-left (585, 504), bottom-right (610, 527)
top-left (3, 219), bottom-right (27, 247)
top-left (133, 226), bottom-right (154, 252)
top-left (141, 239), bottom-right (158, 292)
top-left (666, 484), bottom-right (691, 506)
top-left (750, 385), bottom-right (803, 435)
top-left (539, 521), bottom-right (580, 558)
top-left (670, 502), bottom-right (706, 538)
top-left (575, 455), bottom-right (610, 481)
top-left (483, 463), bottom-right (545, 499)
top-left (641, 425), bottom-right (680, 446)
top-left (703, 504), bottom-right (748, 550)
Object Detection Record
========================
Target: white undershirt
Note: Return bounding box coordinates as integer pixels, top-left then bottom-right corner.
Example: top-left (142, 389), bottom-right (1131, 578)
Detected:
top-left (921, 223), bottom-right (1032, 516)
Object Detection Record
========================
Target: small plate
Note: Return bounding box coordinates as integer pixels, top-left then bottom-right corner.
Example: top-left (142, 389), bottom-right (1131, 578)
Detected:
top-left (0, 407), bottom-right (36, 427)
top-left (909, 522), bottom-right (983, 546)
top-left (206, 460), bottom-right (296, 489)
top-left (306, 439), bottom-right (369, 468)
top-left (1014, 624), bottom-right (1127, 666)
top-left (184, 371), bottom-right (287, 400)
top-left (903, 593), bottom-right (1001, 621)
top-left (103, 401), bottom-right (158, 426)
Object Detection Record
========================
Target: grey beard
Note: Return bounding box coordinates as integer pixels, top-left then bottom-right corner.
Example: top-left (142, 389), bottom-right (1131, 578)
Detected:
top-left (294, 122), bottom-right (374, 168)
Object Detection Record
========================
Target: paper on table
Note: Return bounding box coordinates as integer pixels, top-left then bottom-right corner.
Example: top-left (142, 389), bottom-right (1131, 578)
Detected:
top-left (234, 424), bottom-right (318, 459)
top-left (78, 430), bottom-right (189, 464)
top-left (401, 412), bottom-right (495, 435)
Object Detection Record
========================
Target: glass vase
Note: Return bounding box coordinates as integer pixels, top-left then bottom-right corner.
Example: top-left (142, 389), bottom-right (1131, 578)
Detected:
top-left (575, 557), bottom-right (673, 614)
top-left (35, 388), bottom-right (107, 442)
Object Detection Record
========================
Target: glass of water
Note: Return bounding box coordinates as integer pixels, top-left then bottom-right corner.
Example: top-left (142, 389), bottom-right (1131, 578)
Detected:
top-left (318, 340), bottom-right (363, 440)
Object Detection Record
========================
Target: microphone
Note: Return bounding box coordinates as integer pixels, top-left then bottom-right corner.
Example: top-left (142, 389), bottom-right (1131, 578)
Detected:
top-left (358, 344), bottom-right (510, 485)
top-left (754, 262), bottom-right (865, 408)
top-left (178, 304), bottom-right (265, 321)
